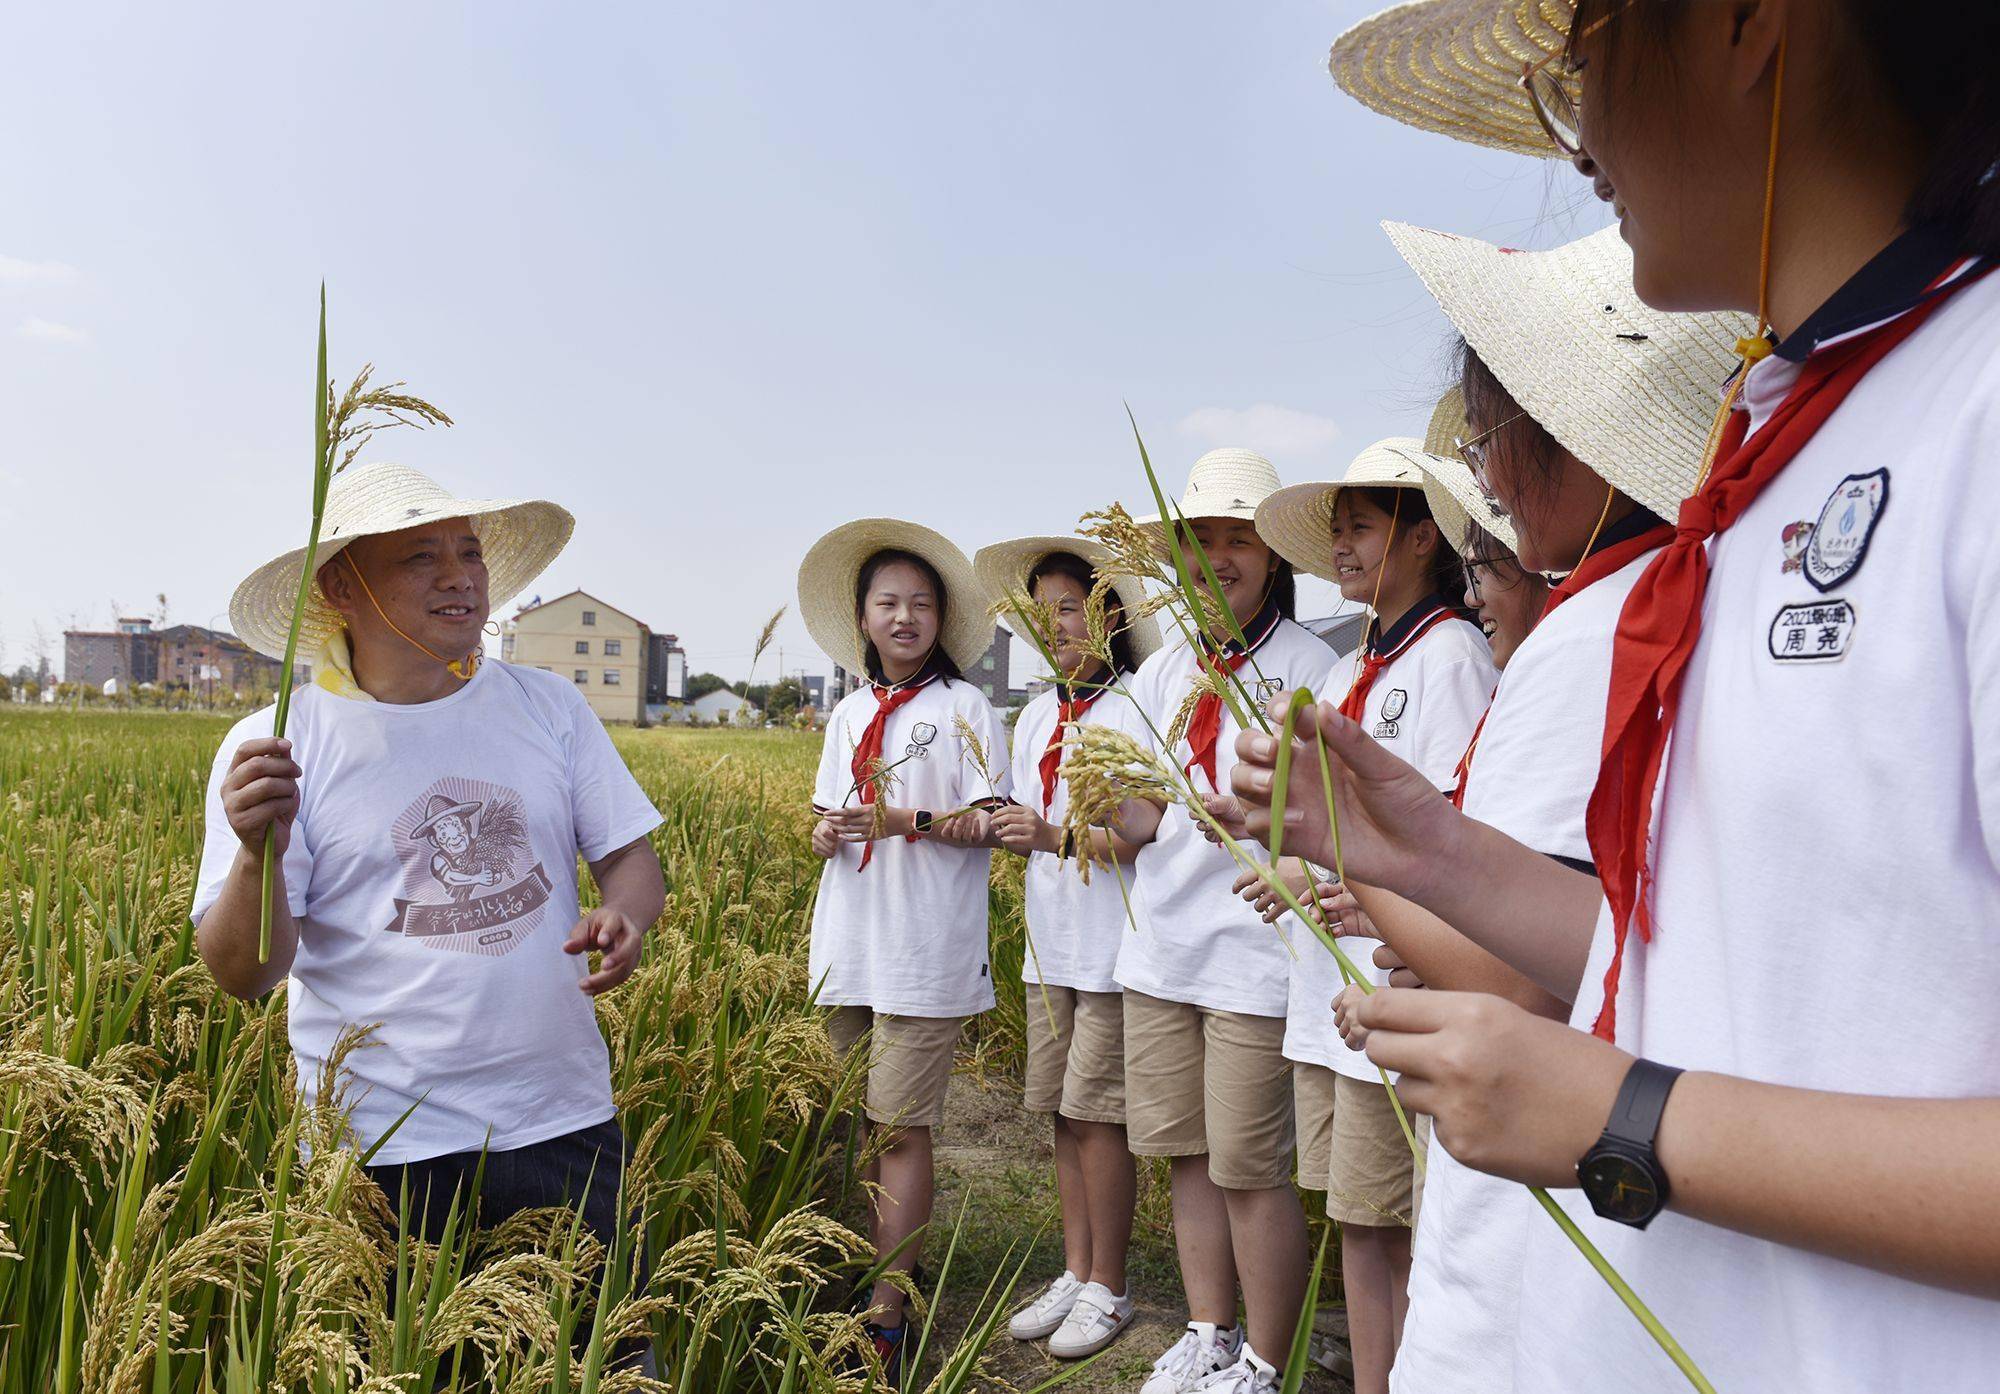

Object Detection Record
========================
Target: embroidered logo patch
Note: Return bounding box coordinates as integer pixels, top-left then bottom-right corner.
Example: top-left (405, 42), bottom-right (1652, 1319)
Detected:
top-left (1803, 471), bottom-right (1889, 592)
top-left (1778, 520), bottom-right (1814, 574)
top-left (1380, 688), bottom-right (1408, 722)
top-left (1254, 676), bottom-right (1286, 701)
top-left (1768, 599), bottom-right (1856, 662)
top-left (906, 722), bottom-right (937, 760)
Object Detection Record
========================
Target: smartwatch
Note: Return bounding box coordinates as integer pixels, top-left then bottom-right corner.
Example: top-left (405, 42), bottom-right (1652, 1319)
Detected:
top-left (1576, 1058), bottom-right (1683, 1230)
top-left (913, 809), bottom-right (934, 836)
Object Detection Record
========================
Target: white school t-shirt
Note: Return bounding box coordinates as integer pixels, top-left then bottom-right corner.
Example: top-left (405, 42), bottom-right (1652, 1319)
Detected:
top-left (1392, 548), bottom-right (1655, 1394)
top-left (808, 676), bottom-right (1010, 1018)
top-left (1112, 617), bottom-right (1335, 1018)
top-left (1514, 269), bottom-right (2000, 1391)
top-left (1008, 683), bottom-right (1141, 994)
top-left (1288, 608), bottom-right (1493, 1075)
top-left (191, 660), bottom-right (664, 1166)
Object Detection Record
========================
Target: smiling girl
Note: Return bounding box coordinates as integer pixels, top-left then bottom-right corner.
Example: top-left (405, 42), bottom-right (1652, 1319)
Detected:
top-left (797, 519), bottom-right (1009, 1379)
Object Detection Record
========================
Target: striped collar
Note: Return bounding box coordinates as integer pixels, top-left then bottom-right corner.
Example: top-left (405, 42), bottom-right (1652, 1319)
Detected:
top-left (1366, 593), bottom-right (1459, 662)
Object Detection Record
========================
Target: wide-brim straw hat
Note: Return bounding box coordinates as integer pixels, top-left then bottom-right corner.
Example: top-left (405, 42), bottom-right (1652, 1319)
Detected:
top-left (1256, 437), bottom-right (1445, 583)
top-left (798, 518), bottom-right (992, 678)
top-left (973, 535), bottom-right (1163, 668)
top-left (1412, 386), bottom-right (1519, 554)
top-left (1132, 448), bottom-right (1285, 545)
top-left (1329, 0), bottom-right (1575, 158)
top-left (230, 462), bottom-right (574, 662)
top-left (1386, 221), bottom-right (1752, 521)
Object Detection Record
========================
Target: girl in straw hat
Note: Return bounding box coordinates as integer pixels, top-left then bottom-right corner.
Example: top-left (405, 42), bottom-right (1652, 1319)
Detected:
top-left (1257, 5), bottom-right (2000, 1389)
top-left (797, 519), bottom-right (1010, 1378)
top-left (974, 537), bottom-right (1160, 1360)
top-left (1096, 449), bottom-right (1326, 1394)
top-left (1249, 420), bottom-right (1495, 1394)
top-left (191, 462), bottom-right (666, 1366)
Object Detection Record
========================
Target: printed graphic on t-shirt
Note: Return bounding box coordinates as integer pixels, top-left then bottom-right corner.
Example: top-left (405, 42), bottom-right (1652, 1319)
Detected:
top-left (385, 776), bottom-right (553, 956)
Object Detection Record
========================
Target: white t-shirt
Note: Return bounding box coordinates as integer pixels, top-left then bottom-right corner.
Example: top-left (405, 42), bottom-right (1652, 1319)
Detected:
top-left (1009, 682), bottom-right (1141, 993)
top-left (808, 676), bottom-right (1010, 1017)
top-left (191, 660), bottom-right (663, 1166)
top-left (1515, 265), bottom-right (2000, 1391)
top-left (1393, 548), bottom-right (1656, 1394)
top-left (1288, 604), bottom-right (1493, 1075)
top-left (1112, 615), bottom-right (1337, 1017)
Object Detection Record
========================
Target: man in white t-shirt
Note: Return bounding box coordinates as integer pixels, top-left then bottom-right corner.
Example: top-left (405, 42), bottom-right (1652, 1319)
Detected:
top-left (193, 464), bottom-right (665, 1311)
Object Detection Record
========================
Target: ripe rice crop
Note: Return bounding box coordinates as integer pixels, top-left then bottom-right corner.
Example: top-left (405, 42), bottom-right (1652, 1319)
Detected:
top-left (0, 709), bottom-right (1040, 1393)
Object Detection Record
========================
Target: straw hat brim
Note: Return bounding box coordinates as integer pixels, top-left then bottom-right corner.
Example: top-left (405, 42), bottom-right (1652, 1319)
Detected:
top-left (412, 797), bottom-right (483, 839)
top-left (229, 476), bottom-right (574, 661)
top-left (972, 536), bottom-right (1162, 669)
top-left (1255, 438), bottom-right (1434, 582)
top-left (1329, 0), bottom-right (1575, 159)
top-left (1385, 221), bottom-right (1751, 522)
top-left (798, 519), bottom-right (992, 679)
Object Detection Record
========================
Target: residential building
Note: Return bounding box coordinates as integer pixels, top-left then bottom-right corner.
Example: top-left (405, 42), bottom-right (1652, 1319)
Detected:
top-left (66, 618), bottom-right (293, 695)
top-left (503, 590), bottom-right (649, 724)
top-left (799, 674), bottom-right (826, 711)
top-left (661, 688), bottom-right (762, 725)
top-left (831, 664), bottom-right (862, 703)
top-left (968, 624), bottom-right (1011, 705)
top-left (647, 632), bottom-right (687, 705)
top-left (65, 618), bottom-right (159, 688)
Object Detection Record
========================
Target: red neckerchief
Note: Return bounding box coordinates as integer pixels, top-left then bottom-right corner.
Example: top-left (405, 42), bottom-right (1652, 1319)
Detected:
top-left (850, 675), bottom-right (934, 871)
top-left (1039, 680), bottom-right (1107, 815)
top-left (1337, 600), bottom-right (1458, 723)
top-left (1183, 604), bottom-right (1282, 791)
top-left (1447, 701), bottom-right (1493, 811)
top-left (1584, 258), bottom-right (1993, 1042)
top-left (1540, 522), bottom-right (1676, 621)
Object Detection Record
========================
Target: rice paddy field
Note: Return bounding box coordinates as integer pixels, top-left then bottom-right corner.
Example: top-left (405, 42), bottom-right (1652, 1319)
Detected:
top-left (0, 709), bottom-right (1346, 1393)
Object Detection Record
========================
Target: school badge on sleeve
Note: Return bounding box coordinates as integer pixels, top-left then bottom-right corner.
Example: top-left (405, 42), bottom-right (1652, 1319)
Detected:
top-left (1803, 470), bottom-right (1889, 592)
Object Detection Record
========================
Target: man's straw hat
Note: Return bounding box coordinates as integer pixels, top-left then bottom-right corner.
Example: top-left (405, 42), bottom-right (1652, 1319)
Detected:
top-left (798, 518), bottom-right (993, 678)
top-left (1256, 436), bottom-right (1454, 583)
top-left (412, 792), bottom-right (483, 839)
top-left (973, 536), bottom-right (1163, 668)
top-left (1133, 448), bottom-right (1285, 537)
top-left (1385, 221), bottom-right (1752, 522)
top-left (1328, 0), bottom-right (1575, 158)
top-left (230, 462), bottom-right (574, 662)
top-left (1413, 386), bottom-right (1518, 555)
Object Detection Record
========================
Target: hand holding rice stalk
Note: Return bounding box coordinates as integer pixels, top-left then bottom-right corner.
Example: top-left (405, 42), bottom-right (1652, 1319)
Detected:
top-left (258, 288), bottom-right (452, 962)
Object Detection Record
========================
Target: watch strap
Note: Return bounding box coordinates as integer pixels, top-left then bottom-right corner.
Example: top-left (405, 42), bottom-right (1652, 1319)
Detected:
top-left (1603, 1058), bottom-right (1684, 1150)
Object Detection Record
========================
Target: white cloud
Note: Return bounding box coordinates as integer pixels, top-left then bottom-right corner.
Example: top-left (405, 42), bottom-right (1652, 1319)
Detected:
top-left (0, 255), bottom-right (79, 287)
top-left (18, 317), bottom-right (89, 345)
top-left (1175, 402), bottom-right (1341, 461)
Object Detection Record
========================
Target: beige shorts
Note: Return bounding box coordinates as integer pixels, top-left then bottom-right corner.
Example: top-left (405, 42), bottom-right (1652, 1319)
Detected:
top-left (826, 1007), bottom-right (964, 1130)
top-left (1293, 1062), bottom-right (1339, 1193)
top-left (1323, 1071), bottom-right (1418, 1227)
top-left (1023, 985), bottom-right (1126, 1124)
top-left (1121, 990), bottom-right (1295, 1191)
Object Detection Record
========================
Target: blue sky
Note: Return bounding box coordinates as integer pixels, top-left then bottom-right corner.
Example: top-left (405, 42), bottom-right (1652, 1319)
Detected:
top-left (0, 2), bottom-right (1606, 684)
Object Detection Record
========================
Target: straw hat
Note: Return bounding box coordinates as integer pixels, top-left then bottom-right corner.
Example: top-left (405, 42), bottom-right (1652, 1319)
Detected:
top-left (412, 792), bottom-right (482, 840)
top-left (1386, 221), bottom-right (1751, 521)
top-left (229, 462), bottom-right (574, 661)
top-left (972, 536), bottom-right (1163, 668)
top-left (1133, 448), bottom-right (1284, 534)
top-left (1411, 386), bottom-right (1519, 555)
top-left (1256, 437), bottom-right (1449, 583)
top-left (1329, 0), bottom-right (1575, 158)
top-left (797, 518), bottom-right (993, 678)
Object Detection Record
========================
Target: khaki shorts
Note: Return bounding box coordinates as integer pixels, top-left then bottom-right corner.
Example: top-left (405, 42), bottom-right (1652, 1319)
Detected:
top-left (1293, 1062), bottom-right (1339, 1193)
top-left (1122, 990), bottom-right (1295, 1191)
top-left (1324, 1072), bottom-right (1417, 1227)
top-left (1023, 986), bottom-right (1126, 1124)
top-left (826, 1007), bottom-right (964, 1130)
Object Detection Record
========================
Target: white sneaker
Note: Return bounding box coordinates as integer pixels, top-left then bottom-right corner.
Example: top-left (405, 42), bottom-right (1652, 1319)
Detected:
top-left (1190, 1342), bottom-right (1280, 1392)
top-left (1139, 1321), bottom-right (1243, 1393)
top-left (1008, 1270), bottom-right (1083, 1341)
top-left (1048, 1281), bottom-right (1134, 1358)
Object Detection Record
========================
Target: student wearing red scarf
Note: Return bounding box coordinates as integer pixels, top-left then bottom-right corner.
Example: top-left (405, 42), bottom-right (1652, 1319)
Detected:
top-left (976, 537), bottom-right (1161, 1360)
top-left (798, 519), bottom-right (1010, 1379)
top-left (1234, 3), bottom-right (2000, 1389)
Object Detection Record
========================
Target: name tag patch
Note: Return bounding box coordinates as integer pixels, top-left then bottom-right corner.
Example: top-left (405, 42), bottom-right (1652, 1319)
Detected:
top-left (1768, 599), bottom-right (1856, 662)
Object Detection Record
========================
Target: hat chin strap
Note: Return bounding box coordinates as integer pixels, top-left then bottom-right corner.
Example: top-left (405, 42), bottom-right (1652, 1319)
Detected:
top-left (341, 552), bottom-right (484, 682)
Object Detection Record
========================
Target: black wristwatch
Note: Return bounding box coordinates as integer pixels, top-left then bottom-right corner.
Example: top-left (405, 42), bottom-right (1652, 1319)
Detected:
top-left (913, 809), bottom-right (934, 836)
top-left (1576, 1058), bottom-right (1683, 1229)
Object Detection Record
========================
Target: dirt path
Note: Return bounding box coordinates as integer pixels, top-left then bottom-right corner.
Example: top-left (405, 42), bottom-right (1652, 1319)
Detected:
top-left (906, 1066), bottom-right (1356, 1392)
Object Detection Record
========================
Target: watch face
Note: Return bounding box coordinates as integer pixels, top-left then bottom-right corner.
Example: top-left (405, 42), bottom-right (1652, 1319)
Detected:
top-left (1580, 1150), bottom-right (1661, 1225)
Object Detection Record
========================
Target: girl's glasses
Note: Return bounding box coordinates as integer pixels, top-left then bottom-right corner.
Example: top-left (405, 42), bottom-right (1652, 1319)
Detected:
top-left (1455, 409), bottom-right (1528, 502)
top-left (1517, 0), bottom-right (1633, 155)
top-left (1463, 554), bottom-right (1519, 603)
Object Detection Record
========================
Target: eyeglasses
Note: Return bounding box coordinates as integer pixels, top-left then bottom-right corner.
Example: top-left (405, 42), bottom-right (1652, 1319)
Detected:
top-left (1517, 0), bottom-right (1633, 155)
top-left (1463, 554), bottom-right (1520, 603)
top-left (1454, 410), bottom-right (1528, 501)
